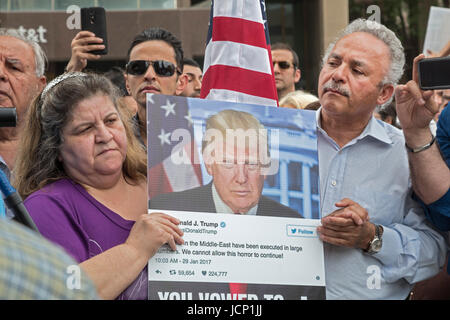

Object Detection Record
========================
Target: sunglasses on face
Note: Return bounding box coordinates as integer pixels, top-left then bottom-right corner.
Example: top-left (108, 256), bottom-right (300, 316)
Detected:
top-left (273, 61), bottom-right (295, 69)
top-left (125, 60), bottom-right (181, 77)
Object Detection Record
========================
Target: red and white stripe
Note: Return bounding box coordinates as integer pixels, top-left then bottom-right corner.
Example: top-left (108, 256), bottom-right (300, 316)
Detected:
top-left (200, 0), bottom-right (278, 107)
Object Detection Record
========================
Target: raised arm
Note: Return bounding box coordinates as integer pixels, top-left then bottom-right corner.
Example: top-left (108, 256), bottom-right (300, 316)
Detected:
top-left (65, 31), bottom-right (105, 72)
top-left (395, 54), bottom-right (450, 204)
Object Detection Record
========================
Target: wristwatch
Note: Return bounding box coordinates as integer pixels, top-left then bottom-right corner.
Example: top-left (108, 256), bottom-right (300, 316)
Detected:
top-left (364, 224), bottom-right (383, 254)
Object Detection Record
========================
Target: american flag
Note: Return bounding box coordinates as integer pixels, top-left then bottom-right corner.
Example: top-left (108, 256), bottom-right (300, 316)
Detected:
top-left (147, 94), bottom-right (203, 199)
top-left (200, 0), bottom-right (278, 107)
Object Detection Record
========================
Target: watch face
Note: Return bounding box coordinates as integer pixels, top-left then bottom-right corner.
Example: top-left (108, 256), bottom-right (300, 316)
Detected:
top-left (371, 239), bottom-right (382, 252)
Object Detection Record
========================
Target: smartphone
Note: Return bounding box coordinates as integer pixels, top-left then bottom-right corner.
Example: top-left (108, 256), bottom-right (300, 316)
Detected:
top-left (418, 56), bottom-right (450, 90)
top-left (81, 7), bottom-right (108, 55)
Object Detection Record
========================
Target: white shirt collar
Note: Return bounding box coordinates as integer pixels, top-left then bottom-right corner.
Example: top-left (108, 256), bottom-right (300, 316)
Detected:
top-left (315, 107), bottom-right (393, 148)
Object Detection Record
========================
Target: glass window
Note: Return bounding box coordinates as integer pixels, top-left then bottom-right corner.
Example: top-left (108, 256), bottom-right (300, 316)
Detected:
top-left (98, 0), bottom-right (137, 10)
top-left (55, 0), bottom-right (94, 10)
top-left (266, 3), bottom-right (295, 45)
top-left (0, 0), bottom-right (7, 11)
top-left (9, 0), bottom-right (51, 11)
top-left (311, 200), bottom-right (320, 219)
top-left (310, 164), bottom-right (319, 195)
top-left (2, 0), bottom-right (177, 11)
top-left (289, 197), bottom-right (303, 216)
top-left (265, 172), bottom-right (280, 189)
top-left (288, 161), bottom-right (302, 191)
top-left (140, 0), bottom-right (176, 9)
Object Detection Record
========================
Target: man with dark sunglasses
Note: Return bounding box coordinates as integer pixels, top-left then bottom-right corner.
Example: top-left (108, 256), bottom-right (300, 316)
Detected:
top-left (271, 42), bottom-right (301, 101)
top-left (64, 28), bottom-right (188, 149)
top-left (125, 27), bottom-right (188, 148)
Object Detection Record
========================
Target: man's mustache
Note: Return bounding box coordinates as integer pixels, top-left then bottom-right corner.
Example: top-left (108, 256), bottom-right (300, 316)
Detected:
top-left (322, 81), bottom-right (350, 97)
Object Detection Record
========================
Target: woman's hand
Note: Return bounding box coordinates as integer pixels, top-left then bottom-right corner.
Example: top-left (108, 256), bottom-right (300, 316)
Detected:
top-left (125, 212), bottom-right (185, 260)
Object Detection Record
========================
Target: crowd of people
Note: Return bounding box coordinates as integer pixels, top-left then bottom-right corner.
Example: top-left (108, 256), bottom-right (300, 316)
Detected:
top-left (0, 13), bottom-right (449, 300)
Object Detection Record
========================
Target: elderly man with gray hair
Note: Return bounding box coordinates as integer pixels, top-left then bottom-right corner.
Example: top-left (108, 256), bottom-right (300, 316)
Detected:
top-left (0, 29), bottom-right (47, 220)
top-left (314, 19), bottom-right (446, 299)
top-left (0, 29), bottom-right (47, 176)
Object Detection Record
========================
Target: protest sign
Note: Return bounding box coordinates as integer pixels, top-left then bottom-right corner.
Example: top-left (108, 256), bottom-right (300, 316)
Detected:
top-left (423, 6), bottom-right (450, 55)
top-left (147, 94), bottom-right (325, 300)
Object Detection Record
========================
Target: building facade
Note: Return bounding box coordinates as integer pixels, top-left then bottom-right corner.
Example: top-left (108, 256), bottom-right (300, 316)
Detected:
top-left (0, 0), bottom-right (348, 94)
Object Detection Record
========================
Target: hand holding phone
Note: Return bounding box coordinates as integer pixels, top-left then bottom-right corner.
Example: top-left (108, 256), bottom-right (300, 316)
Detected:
top-left (394, 54), bottom-right (439, 131)
top-left (65, 31), bottom-right (104, 72)
top-left (81, 7), bottom-right (108, 55)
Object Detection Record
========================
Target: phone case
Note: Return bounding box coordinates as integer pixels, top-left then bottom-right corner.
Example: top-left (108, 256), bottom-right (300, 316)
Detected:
top-left (81, 7), bottom-right (108, 55)
top-left (418, 56), bottom-right (450, 90)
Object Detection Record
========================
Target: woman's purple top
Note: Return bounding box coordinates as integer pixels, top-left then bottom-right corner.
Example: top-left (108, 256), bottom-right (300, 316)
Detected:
top-left (24, 178), bottom-right (147, 300)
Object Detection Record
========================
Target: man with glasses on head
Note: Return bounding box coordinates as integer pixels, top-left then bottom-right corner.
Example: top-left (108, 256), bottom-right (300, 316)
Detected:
top-left (271, 42), bottom-right (301, 100)
top-left (125, 27), bottom-right (188, 148)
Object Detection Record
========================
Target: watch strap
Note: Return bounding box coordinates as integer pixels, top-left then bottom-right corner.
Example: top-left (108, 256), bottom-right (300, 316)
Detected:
top-left (364, 224), bottom-right (382, 253)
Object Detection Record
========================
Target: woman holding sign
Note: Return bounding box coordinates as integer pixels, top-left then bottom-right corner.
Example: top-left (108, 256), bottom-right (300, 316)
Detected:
top-left (13, 72), bottom-right (184, 300)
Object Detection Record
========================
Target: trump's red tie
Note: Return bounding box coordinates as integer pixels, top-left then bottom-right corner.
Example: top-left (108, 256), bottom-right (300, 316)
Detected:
top-left (229, 283), bottom-right (248, 299)
top-left (229, 212), bottom-right (247, 298)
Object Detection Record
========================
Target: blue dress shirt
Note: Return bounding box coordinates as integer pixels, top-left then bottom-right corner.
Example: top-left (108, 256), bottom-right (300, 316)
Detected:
top-left (420, 104), bottom-right (450, 273)
top-left (316, 109), bottom-right (447, 300)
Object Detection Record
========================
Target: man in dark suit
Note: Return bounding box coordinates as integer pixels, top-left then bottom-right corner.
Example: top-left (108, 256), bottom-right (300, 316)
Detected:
top-left (150, 109), bottom-right (302, 219)
top-left (150, 182), bottom-right (301, 218)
